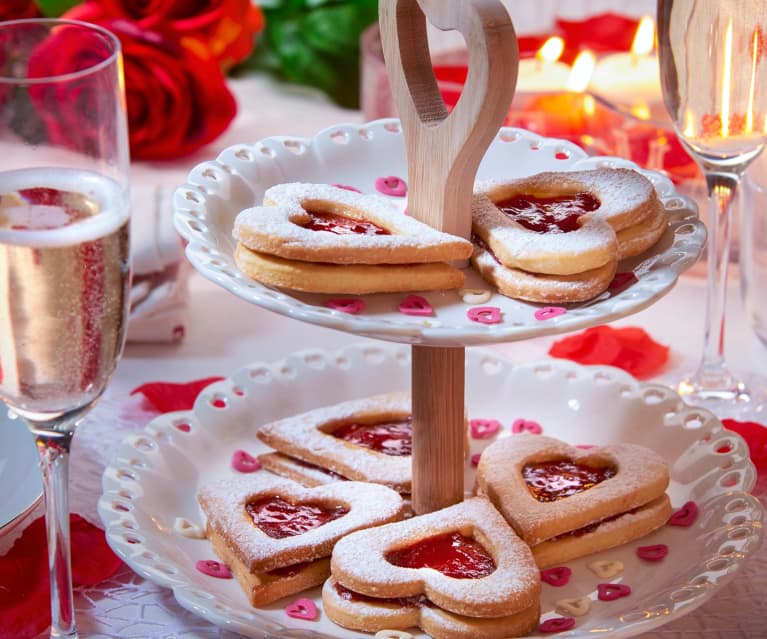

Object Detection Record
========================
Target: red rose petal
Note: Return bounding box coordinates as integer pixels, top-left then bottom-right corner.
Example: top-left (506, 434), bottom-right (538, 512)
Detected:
top-left (548, 325), bottom-right (622, 366)
top-left (130, 377), bottom-right (224, 413)
top-left (0, 514), bottom-right (122, 639)
top-left (723, 419), bottom-right (767, 471)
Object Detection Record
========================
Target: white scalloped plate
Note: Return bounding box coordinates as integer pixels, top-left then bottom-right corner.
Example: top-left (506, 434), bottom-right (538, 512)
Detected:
top-left (172, 119), bottom-right (706, 346)
top-left (98, 343), bottom-right (762, 639)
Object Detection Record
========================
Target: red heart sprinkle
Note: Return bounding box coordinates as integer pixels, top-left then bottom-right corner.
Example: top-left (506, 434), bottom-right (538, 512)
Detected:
top-left (534, 306), bottom-right (567, 320)
top-left (511, 418), bottom-right (543, 435)
top-left (231, 449), bottom-right (261, 473)
top-left (637, 544), bottom-right (669, 562)
top-left (325, 298), bottom-right (365, 314)
top-left (470, 453), bottom-right (482, 466)
top-left (597, 582), bottom-right (632, 601)
top-left (285, 597), bottom-right (319, 620)
top-left (539, 617), bottom-right (576, 633)
top-left (331, 183), bottom-right (361, 192)
top-left (470, 418), bottom-right (501, 439)
top-left (541, 566), bottom-right (571, 587)
top-left (668, 501), bottom-right (698, 527)
top-left (195, 559), bottom-right (232, 579)
top-left (375, 175), bottom-right (407, 197)
top-left (467, 306), bottom-right (502, 324)
top-left (398, 294), bottom-right (433, 316)
top-left (608, 271), bottom-right (638, 290)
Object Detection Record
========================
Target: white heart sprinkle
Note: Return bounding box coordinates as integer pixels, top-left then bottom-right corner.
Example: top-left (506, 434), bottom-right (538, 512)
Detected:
top-left (173, 517), bottom-right (206, 539)
top-left (555, 596), bottom-right (592, 617)
top-left (375, 631), bottom-right (413, 639)
top-left (459, 288), bottom-right (492, 304)
top-left (588, 559), bottom-right (624, 579)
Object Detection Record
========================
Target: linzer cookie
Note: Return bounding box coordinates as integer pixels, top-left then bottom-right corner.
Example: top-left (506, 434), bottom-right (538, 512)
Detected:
top-left (470, 168), bottom-right (667, 303)
top-left (197, 473), bottom-right (405, 606)
top-left (257, 392), bottom-right (419, 494)
top-left (475, 434), bottom-right (671, 568)
top-left (324, 496), bottom-right (540, 639)
top-left (232, 182), bottom-right (472, 293)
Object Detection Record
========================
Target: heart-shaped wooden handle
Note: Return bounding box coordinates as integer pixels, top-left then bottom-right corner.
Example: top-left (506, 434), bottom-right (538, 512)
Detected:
top-left (379, 0), bottom-right (518, 239)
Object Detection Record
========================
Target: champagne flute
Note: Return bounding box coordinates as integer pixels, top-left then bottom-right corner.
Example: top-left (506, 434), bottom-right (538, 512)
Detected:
top-left (656, 0), bottom-right (767, 414)
top-left (0, 19), bottom-right (130, 638)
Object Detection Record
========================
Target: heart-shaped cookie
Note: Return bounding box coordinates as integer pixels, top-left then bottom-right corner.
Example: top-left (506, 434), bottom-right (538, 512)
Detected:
top-left (197, 472), bottom-right (405, 573)
top-left (328, 496), bottom-right (540, 619)
top-left (475, 434), bottom-right (670, 547)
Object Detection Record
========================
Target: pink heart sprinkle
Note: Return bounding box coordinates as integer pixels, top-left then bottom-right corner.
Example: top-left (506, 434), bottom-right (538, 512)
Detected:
top-left (541, 566), bottom-right (571, 587)
top-left (637, 544), bottom-right (669, 562)
top-left (597, 582), bottom-right (632, 601)
top-left (534, 306), bottom-right (567, 321)
top-left (470, 453), bottom-right (482, 467)
top-left (398, 294), bottom-right (433, 316)
top-left (325, 298), bottom-right (365, 314)
top-left (331, 183), bottom-right (361, 192)
top-left (467, 306), bottom-right (502, 324)
top-left (539, 617), bottom-right (576, 633)
top-left (231, 449), bottom-right (261, 473)
top-left (375, 175), bottom-right (407, 197)
top-left (285, 597), bottom-right (319, 621)
top-left (668, 501), bottom-right (698, 527)
top-left (195, 559), bottom-right (232, 579)
top-left (511, 418), bottom-right (543, 435)
top-left (470, 418), bottom-right (501, 439)
top-left (609, 271), bottom-right (638, 290)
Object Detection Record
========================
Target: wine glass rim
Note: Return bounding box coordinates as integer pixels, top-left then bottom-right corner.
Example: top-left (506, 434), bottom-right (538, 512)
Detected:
top-left (0, 18), bottom-right (122, 85)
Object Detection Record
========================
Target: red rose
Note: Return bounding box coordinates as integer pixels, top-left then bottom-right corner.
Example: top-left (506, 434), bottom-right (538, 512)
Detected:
top-left (0, 0), bottom-right (41, 21)
top-left (66, 0), bottom-right (263, 70)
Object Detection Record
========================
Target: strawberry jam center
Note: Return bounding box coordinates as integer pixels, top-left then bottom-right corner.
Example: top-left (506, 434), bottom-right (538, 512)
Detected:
top-left (332, 417), bottom-right (412, 456)
top-left (523, 460), bottom-right (616, 502)
top-left (245, 496), bottom-right (347, 538)
top-left (385, 531), bottom-right (496, 579)
top-left (334, 582), bottom-right (433, 608)
top-left (303, 208), bottom-right (389, 235)
top-left (496, 192), bottom-right (599, 233)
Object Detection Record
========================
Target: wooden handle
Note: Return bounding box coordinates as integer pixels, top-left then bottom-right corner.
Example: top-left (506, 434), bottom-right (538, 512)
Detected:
top-left (379, 0), bottom-right (518, 514)
top-left (379, 0), bottom-right (517, 238)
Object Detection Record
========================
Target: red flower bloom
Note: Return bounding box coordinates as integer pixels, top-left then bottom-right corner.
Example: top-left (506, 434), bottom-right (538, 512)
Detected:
top-left (66, 0), bottom-right (264, 71)
top-left (0, 0), bottom-right (41, 21)
top-left (548, 325), bottom-right (669, 379)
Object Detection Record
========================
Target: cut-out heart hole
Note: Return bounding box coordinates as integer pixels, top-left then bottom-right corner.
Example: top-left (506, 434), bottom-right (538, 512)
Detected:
top-left (668, 501), bottom-right (698, 527)
top-left (539, 616), bottom-right (576, 633)
top-left (637, 544), bottom-right (669, 562)
top-left (555, 596), bottom-right (592, 617)
top-left (285, 597), bottom-right (319, 620)
top-left (470, 418), bottom-right (501, 439)
top-left (303, 205), bottom-right (389, 236)
top-left (385, 531), bottom-right (496, 579)
top-left (195, 559), bottom-right (231, 579)
top-left (246, 496), bottom-right (348, 538)
top-left (540, 566), bottom-right (571, 587)
top-left (524, 460), bottom-right (616, 502)
top-left (375, 176), bottom-right (407, 197)
top-left (332, 417), bottom-right (412, 456)
top-left (398, 294), bottom-right (433, 316)
top-left (231, 449), bottom-right (261, 473)
top-left (511, 418), bottom-right (543, 435)
top-left (588, 559), bottom-right (624, 579)
top-left (597, 582), bottom-right (632, 601)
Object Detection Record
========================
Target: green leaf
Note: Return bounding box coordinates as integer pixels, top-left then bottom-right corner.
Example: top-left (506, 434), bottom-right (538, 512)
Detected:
top-left (35, 0), bottom-right (80, 17)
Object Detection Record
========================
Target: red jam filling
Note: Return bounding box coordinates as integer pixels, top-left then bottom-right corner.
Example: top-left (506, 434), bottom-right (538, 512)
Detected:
top-left (334, 582), bottom-right (433, 608)
top-left (290, 456), bottom-right (348, 480)
top-left (523, 460), bottom-right (616, 502)
top-left (496, 192), bottom-right (599, 233)
top-left (303, 208), bottom-right (390, 235)
top-left (245, 495), bottom-right (348, 538)
top-left (385, 531), bottom-right (496, 579)
top-left (549, 506), bottom-right (640, 541)
top-left (332, 417), bottom-right (412, 456)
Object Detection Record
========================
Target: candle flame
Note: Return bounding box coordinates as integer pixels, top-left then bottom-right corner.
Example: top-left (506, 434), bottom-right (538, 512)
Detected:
top-left (721, 17), bottom-right (733, 137)
top-left (632, 16), bottom-right (655, 57)
top-left (537, 36), bottom-right (565, 63)
top-left (567, 50), bottom-right (595, 92)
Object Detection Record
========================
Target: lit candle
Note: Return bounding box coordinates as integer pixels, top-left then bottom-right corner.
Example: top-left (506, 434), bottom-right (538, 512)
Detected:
top-left (589, 16), bottom-right (662, 116)
top-left (516, 36), bottom-right (571, 92)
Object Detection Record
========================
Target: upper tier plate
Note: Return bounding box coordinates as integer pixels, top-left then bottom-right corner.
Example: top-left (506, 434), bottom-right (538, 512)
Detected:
top-left (173, 119), bottom-right (705, 346)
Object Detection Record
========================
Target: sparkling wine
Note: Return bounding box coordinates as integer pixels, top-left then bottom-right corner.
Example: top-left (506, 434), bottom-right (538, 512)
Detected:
top-left (0, 168), bottom-right (130, 420)
top-left (657, 0), bottom-right (767, 164)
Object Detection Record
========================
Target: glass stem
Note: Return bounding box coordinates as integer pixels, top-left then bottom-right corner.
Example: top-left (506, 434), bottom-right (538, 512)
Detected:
top-left (697, 170), bottom-right (740, 389)
top-left (34, 429), bottom-right (78, 639)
